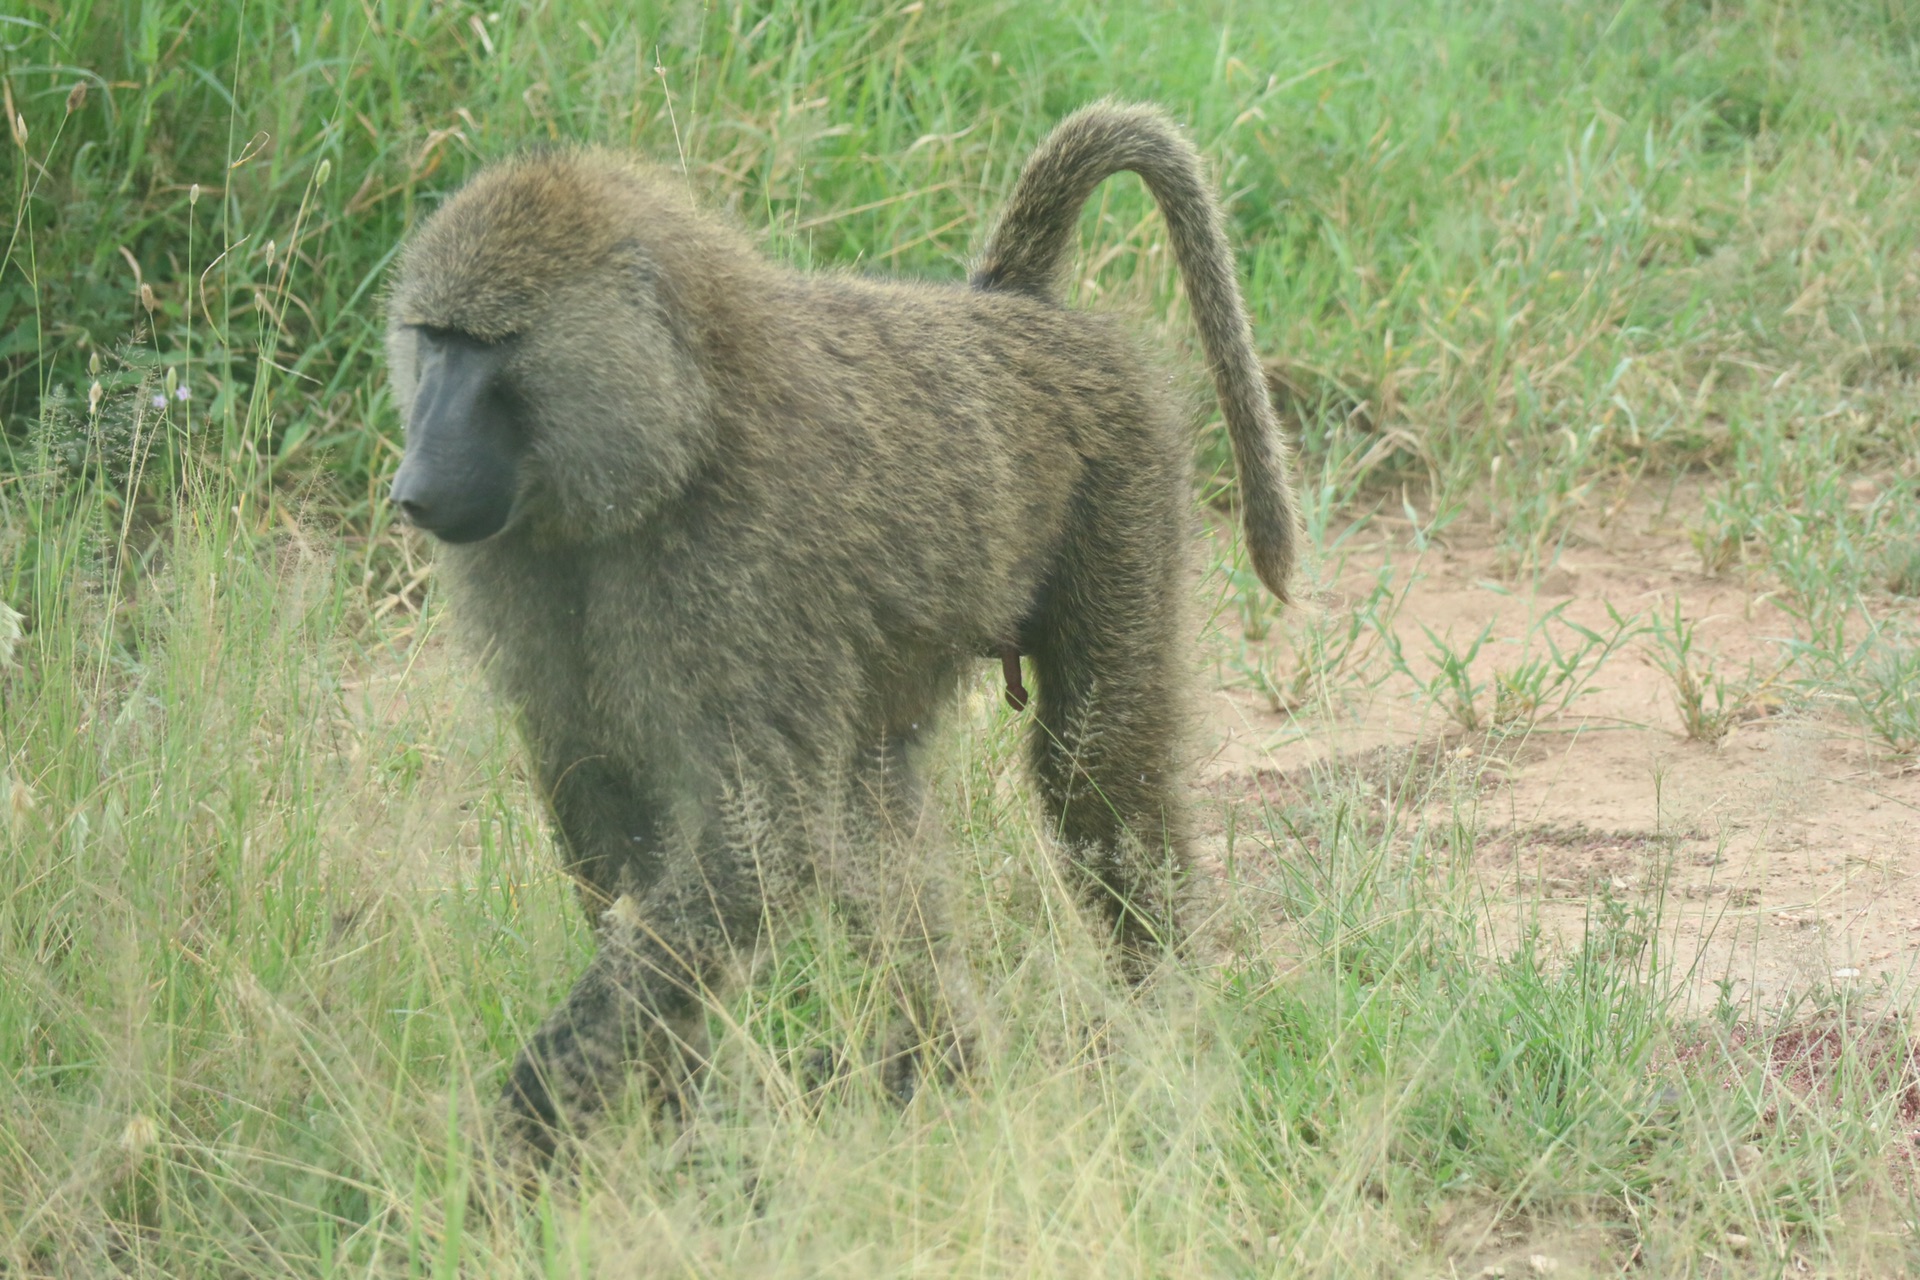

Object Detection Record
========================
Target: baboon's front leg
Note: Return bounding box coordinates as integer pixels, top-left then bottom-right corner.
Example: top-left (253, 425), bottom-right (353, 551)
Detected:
top-left (495, 885), bottom-right (744, 1175)
top-left (534, 742), bottom-right (665, 910)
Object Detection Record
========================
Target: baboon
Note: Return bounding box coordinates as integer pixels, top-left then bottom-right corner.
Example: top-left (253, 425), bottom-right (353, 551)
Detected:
top-left (384, 101), bottom-right (1299, 1171)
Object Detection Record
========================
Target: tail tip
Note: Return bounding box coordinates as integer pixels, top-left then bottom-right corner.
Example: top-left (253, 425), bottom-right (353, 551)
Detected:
top-left (1246, 511), bottom-right (1299, 606)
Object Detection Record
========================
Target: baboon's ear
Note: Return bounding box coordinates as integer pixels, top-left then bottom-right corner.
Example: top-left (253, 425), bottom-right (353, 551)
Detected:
top-left (610, 239), bottom-right (681, 313)
top-left (390, 328), bottom-right (527, 543)
top-left (611, 239), bottom-right (660, 285)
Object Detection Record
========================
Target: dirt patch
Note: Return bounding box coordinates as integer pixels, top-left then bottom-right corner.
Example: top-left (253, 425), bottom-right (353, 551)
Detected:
top-left (1714, 1014), bottom-right (1920, 1129)
top-left (1198, 485), bottom-right (1920, 1013)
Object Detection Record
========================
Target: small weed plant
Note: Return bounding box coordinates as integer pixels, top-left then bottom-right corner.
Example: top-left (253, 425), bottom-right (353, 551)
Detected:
top-left (1641, 599), bottom-right (1770, 744)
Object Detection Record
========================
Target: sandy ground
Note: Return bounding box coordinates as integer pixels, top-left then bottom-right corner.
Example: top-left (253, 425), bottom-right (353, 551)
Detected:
top-left (1197, 488), bottom-right (1920, 1014)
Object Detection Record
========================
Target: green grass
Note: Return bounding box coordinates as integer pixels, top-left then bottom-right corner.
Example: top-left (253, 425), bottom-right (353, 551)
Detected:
top-left (7, 0), bottom-right (1920, 1274)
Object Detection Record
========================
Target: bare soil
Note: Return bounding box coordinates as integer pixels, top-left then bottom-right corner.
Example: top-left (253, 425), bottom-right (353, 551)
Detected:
top-left (1198, 487), bottom-right (1920, 1014)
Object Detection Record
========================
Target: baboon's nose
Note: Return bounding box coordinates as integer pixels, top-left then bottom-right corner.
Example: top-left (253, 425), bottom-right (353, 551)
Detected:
top-left (387, 464), bottom-right (513, 543)
top-left (389, 470), bottom-right (452, 535)
top-left (393, 494), bottom-right (429, 527)
top-left (389, 474), bottom-right (430, 527)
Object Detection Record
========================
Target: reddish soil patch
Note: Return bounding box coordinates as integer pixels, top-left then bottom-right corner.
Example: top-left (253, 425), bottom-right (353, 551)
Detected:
top-left (1197, 486), bottom-right (1920, 1014)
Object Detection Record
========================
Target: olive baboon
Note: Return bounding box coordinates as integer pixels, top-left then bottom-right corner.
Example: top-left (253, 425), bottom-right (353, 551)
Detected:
top-left (384, 101), bottom-right (1299, 1170)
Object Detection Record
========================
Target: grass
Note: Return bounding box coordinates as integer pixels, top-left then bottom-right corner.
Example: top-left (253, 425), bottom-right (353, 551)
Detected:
top-left (7, 0), bottom-right (1920, 1274)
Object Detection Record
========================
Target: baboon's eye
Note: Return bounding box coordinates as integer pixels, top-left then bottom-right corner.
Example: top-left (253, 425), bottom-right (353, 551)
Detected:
top-left (412, 323), bottom-right (521, 350)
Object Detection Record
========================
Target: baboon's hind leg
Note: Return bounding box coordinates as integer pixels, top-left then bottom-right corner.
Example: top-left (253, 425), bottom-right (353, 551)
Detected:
top-left (1028, 459), bottom-right (1192, 976)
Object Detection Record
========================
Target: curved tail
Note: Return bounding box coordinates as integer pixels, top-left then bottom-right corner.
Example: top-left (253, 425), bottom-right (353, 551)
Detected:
top-left (972, 101), bottom-right (1299, 603)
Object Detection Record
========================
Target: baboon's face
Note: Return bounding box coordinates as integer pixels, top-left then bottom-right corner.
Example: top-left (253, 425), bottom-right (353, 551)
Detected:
top-left (386, 271), bottom-right (705, 544)
top-left (389, 326), bottom-right (525, 543)
top-left (385, 153), bottom-right (717, 544)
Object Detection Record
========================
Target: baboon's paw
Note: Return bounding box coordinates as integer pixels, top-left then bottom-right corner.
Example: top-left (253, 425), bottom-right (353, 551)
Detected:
top-left (879, 1021), bottom-right (974, 1104)
top-left (486, 1054), bottom-right (570, 1192)
top-left (795, 1045), bottom-right (855, 1107)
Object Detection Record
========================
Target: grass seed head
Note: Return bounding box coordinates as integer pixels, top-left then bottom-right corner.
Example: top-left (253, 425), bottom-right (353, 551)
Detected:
top-left (119, 1113), bottom-right (159, 1157)
top-left (0, 602), bottom-right (20, 669)
top-left (5, 771), bottom-right (33, 832)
